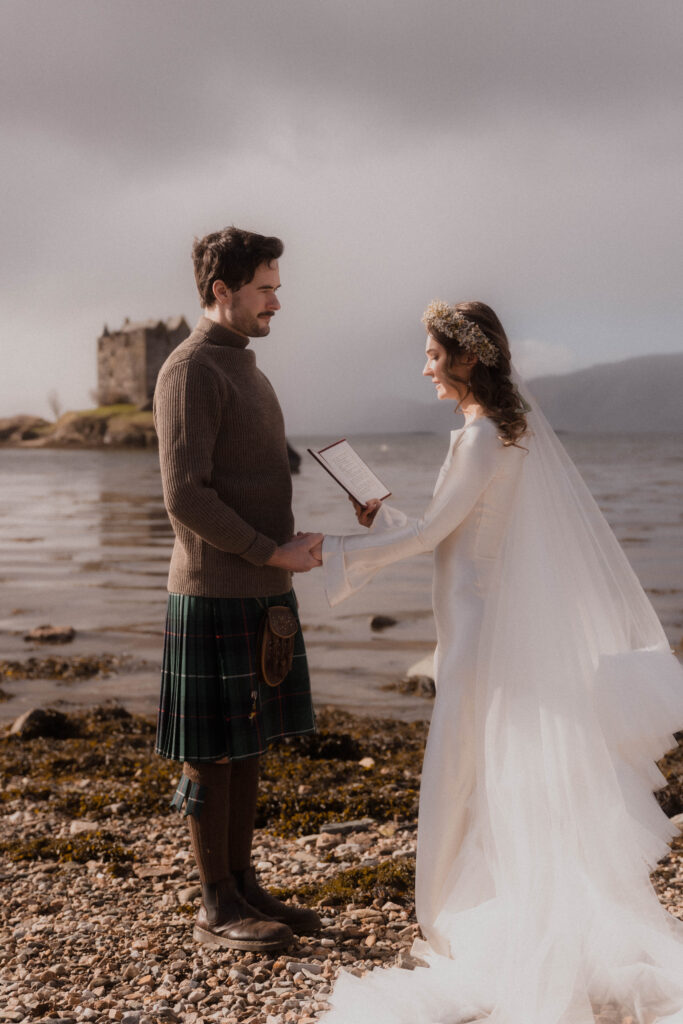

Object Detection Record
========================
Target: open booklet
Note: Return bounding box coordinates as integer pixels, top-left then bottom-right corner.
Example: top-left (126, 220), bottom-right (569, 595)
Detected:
top-left (307, 439), bottom-right (391, 507)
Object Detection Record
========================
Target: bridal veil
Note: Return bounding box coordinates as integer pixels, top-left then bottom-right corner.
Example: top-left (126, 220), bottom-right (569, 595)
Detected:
top-left (322, 377), bottom-right (683, 1024)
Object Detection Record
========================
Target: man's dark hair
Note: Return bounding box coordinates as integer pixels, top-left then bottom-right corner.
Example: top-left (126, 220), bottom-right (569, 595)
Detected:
top-left (192, 226), bottom-right (284, 308)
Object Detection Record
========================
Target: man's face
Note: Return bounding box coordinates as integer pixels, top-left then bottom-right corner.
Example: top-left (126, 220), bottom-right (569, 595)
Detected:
top-left (227, 261), bottom-right (281, 338)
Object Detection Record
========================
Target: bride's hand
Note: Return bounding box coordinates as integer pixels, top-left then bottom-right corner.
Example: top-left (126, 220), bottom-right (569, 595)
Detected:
top-left (349, 496), bottom-right (382, 528)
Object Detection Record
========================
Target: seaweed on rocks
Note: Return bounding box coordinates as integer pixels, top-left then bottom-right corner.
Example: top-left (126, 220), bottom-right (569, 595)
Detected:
top-left (658, 736), bottom-right (683, 817)
top-left (0, 653), bottom-right (125, 683)
top-left (272, 858), bottom-right (416, 908)
top-left (0, 831), bottom-right (134, 869)
top-left (257, 710), bottom-right (427, 837)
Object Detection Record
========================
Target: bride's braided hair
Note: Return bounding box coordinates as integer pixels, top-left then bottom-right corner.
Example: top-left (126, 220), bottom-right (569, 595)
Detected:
top-left (427, 300), bottom-right (528, 446)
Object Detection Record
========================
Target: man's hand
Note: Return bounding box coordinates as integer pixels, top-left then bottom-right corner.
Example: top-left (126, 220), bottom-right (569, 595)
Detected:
top-left (266, 532), bottom-right (323, 572)
top-left (349, 496), bottom-right (382, 528)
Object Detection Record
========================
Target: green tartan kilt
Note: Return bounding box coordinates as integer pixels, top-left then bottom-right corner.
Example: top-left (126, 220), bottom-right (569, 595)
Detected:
top-left (155, 590), bottom-right (315, 763)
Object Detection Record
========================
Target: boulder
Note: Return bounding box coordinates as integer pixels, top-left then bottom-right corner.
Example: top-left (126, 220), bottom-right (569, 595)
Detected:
top-left (8, 707), bottom-right (72, 739)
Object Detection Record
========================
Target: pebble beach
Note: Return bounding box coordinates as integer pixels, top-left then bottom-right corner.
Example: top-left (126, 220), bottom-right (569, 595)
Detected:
top-left (1, 703), bottom-right (682, 1024)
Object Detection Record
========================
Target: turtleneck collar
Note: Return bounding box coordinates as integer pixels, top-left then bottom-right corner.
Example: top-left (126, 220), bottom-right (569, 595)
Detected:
top-left (197, 315), bottom-right (251, 350)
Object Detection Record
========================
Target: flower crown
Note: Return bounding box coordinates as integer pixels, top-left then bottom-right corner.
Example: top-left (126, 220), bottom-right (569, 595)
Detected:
top-left (421, 301), bottom-right (499, 367)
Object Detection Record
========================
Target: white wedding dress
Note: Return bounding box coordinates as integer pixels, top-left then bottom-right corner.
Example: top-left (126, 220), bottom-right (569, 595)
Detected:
top-left (320, 405), bottom-right (683, 1024)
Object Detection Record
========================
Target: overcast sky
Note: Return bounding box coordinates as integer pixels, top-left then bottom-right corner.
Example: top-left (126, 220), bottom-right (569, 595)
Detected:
top-left (2, 0), bottom-right (682, 433)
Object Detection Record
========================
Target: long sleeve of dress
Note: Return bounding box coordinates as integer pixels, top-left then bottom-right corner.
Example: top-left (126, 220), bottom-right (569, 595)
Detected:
top-left (322, 421), bottom-right (508, 606)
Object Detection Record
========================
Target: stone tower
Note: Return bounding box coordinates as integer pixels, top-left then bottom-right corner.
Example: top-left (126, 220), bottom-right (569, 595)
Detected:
top-left (97, 316), bottom-right (189, 406)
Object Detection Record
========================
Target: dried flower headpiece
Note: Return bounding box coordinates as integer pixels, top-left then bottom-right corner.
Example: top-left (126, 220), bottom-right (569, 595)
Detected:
top-left (422, 300), bottom-right (499, 367)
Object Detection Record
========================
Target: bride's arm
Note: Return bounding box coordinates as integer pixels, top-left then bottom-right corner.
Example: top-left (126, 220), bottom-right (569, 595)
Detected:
top-left (323, 423), bottom-right (511, 606)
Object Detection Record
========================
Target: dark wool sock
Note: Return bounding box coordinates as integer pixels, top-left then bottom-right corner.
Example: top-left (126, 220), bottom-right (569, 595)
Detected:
top-left (182, 761), bottom-right (231, 884)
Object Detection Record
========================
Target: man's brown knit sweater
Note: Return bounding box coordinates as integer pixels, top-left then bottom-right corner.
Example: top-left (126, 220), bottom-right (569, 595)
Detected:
top-left (154, 316), bottom-right (293, 598)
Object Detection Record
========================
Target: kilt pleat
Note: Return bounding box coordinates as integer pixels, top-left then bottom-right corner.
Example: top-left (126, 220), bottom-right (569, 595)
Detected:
top-left (155, 590), bottom-right (315, 763)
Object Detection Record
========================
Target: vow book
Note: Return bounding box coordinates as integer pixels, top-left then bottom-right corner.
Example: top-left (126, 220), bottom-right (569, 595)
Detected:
top-left (307, 439), bottom-right (392, 507)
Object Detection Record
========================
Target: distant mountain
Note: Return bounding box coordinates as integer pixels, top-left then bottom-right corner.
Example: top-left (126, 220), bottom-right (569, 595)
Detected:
top-left (528, 352), bottom-right (683, 433)
top-left (324, 352), bottom-right (683, 435)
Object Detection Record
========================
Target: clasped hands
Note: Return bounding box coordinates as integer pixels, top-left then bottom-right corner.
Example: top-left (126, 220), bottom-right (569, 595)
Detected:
top-left (267, 532), bottom-right (324, 572)
top-left (266, 497), bottom-right (383, 573)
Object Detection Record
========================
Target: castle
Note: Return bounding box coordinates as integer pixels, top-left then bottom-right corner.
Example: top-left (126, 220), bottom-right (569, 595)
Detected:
top-left (97, 316), bottom-right (190, 406)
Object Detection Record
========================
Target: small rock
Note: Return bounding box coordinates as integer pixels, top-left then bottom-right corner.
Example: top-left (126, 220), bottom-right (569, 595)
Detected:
top-left (315, 833), bottom-right (341, 849)
top-left (670, 812), bottom-right (683, 832)
top-left (286, 960), bottom-right (322, 975)
top-left (24, 624), bottom-right (76, 643)
top-left (134, 864), bottom-right (178, 879)
top-left (320, 818), bottom-right (375, 835)
top-left (228, 967), bottom-right (250, 981)
top-left (177, 885), bottom-right (201, 903)
top-left (106, 801), bottom-right (129, 815)
top-left (302, 963), bottom-right (324, 976)
top-left (358, 757), bottom-right (375, 769)
top-left (369, 614), bottom-right (398, 631)
top-left (69, 820), bottom-right (100, 836)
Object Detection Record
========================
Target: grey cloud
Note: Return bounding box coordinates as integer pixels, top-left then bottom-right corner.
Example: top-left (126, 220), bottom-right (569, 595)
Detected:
top-left (0, 0), bottom-right (681, 427)
top-left (2, 0), bottom-right (682, 166)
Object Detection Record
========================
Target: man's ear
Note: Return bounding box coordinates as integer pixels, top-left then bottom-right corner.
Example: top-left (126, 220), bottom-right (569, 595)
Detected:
top-left (212, 279), bottom-right (232, 307)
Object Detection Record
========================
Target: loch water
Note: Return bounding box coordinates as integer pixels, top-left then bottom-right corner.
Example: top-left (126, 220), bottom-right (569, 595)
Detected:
top-left (0, 432), bottom-right (681, 722)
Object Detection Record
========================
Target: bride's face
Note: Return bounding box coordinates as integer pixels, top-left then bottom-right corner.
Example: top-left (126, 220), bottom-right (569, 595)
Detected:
top-left (423, 335), bottom-right (467, 401)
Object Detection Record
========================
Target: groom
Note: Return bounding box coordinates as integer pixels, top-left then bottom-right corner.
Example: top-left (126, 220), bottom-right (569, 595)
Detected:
top-left (154, 225), bottom-right (322, 950)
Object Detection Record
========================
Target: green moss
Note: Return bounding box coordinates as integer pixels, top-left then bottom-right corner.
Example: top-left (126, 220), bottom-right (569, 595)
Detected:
top-left (73, 404), bottom-right (138, 419)
top-left (271, 858), bottom-right (415, 908)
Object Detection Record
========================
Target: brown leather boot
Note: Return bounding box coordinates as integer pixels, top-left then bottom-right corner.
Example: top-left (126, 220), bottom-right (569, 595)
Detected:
top-left (234, 866), bottom-right (322, 935)
top-left (193, 877), bottom-right (293, 951)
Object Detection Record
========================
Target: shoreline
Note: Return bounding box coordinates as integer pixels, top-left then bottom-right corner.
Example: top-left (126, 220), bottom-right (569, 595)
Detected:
top-left (1, 704), bottom-right (682, 1023)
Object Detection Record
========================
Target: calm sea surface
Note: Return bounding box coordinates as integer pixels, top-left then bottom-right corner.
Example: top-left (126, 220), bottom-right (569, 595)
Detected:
top-left (0, 433), bottom-right (681, 722)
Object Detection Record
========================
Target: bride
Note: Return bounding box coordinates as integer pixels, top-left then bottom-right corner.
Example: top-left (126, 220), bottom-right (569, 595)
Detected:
top-left (312, 301), bottom-right (683, 1024)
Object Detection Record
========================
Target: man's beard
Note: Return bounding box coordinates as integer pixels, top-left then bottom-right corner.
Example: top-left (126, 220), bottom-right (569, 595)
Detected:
top-left (231, 309), bottom-right (272, 338)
